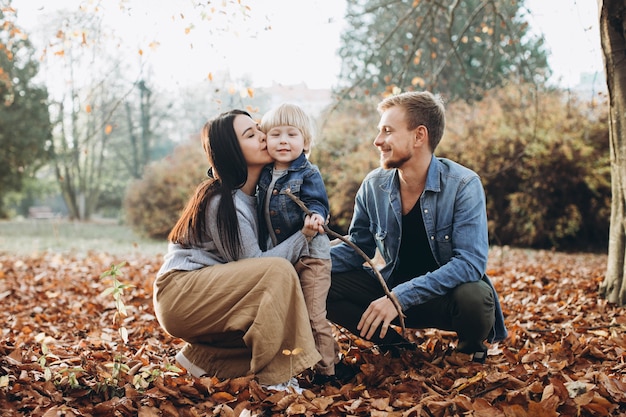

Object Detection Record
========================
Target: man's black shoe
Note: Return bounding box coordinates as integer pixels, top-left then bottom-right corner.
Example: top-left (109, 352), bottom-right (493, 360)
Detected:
top-left (311, 373), bottom-right (341, 387)
top-left (378, 341), bottom-right (417, 358)
top-left (456, 341), bottom-right (488, 363)
top-left (334, 361), bottom-right (358, 384)
top-left (472, 348), bottom-right (488, 363)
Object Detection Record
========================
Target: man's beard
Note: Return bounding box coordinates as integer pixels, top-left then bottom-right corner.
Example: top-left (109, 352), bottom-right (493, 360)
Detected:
top-left (381, 153), bottom-right (410, 170)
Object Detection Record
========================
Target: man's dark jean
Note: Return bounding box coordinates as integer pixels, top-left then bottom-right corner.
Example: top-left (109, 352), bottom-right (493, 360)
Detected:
top-left (326, 269), bottom-right (495, 353)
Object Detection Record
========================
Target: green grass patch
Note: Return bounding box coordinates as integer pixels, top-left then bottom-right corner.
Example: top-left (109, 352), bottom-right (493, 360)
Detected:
top-left (0, 219), bottom-right (166, 256)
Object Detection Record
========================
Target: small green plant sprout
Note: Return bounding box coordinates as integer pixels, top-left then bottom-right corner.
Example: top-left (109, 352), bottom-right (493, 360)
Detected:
top-left (100, 262), bottom-right (134, 344)
top-left (34, 334), bottom-right (84, 388)
top-left (130, 362), bottom-right (183, 390)
top-left (37, 342), bottom-right (53, 381)
top-left (104, 354), bottom-right (131, 388)
top-left (281, 347), bottom-right (303, 391)
top-left (56, 365), bottom-right (85, 389)
top-left (131, 366), bottom-right (161, 390)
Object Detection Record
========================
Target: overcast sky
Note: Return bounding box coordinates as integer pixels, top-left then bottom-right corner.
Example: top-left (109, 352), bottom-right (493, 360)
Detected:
top-left (13, 0), bottom-right (603, 90)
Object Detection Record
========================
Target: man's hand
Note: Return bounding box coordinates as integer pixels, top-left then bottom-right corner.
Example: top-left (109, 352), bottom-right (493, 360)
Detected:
top-left (357, 294), bottom-right (399, 340)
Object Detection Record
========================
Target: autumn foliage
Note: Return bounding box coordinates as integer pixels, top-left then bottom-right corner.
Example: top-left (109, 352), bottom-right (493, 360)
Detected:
top-left (1, 247), bottom-right (624, 416)
top-left (124, 136), bottom-right (207, 239)
top-left (441, 86), bottom-right (610, 250)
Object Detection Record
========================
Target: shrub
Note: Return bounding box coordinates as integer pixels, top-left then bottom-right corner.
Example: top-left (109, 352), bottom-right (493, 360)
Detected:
top-left (440, 85), bottom-right (610, 250)
top-left (124, 137), bottom-right (206, 239)
top-left (312, 99), bottom-right (381, 234)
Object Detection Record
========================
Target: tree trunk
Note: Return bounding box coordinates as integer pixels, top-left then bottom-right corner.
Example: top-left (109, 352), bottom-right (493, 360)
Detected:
top-left (139, 80), bottom-right (152, 169)
top-left (598, 0), bottom-right (626, 305)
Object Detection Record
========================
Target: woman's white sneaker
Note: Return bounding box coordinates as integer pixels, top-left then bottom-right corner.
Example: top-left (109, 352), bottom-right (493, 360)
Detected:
top-left (175, 351), bottom-right (208, 378)
top-left (262, 377), bottom-right (303, 394)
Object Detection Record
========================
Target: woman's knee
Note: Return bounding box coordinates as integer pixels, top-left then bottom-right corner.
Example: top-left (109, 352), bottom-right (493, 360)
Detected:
top-left (257, 257), bottom-right (299, 285)
top-left (244, 257), bottom-right (292, 271)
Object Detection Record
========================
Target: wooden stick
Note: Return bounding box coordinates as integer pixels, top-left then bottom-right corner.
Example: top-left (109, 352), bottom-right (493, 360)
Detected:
top-left (284, 189), bottom-right (407, 337)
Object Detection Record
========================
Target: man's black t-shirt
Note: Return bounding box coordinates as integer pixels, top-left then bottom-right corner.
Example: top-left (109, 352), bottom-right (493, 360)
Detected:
top-left (392, 201), bottom-right (439, 287)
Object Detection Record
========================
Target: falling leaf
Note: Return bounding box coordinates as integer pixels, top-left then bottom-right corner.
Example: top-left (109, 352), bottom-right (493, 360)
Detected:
top-left (411, 77), bottom-right (425, 87)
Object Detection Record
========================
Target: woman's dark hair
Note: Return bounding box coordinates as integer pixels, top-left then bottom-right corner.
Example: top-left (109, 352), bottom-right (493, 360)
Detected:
top-left (168, 109), bottom-right (250, 260)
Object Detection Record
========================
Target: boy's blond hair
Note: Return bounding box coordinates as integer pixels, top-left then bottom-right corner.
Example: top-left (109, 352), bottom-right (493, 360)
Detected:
top-left (260, 103), bottom-right (315, 153)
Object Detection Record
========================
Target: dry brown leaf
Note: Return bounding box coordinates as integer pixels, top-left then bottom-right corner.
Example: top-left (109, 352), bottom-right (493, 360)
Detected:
top-left (285, 402), bottom-right (307, 415)
top-left (138, 405), bottom-right (161, 417)
top-left (211, 391), bottom-right (236, 403)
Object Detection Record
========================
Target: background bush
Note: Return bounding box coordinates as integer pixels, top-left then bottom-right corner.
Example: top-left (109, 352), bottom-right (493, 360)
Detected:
top-left (311, 98), bottom-right (381, 233)
top-left (440, 85), bottom-right (610, 250)
top-left (124, 136), bottom-right (206, 239)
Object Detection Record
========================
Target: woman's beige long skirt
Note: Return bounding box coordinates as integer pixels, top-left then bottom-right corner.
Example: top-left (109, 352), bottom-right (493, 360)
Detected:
top-left (153, 257), bottom-right (322, 385)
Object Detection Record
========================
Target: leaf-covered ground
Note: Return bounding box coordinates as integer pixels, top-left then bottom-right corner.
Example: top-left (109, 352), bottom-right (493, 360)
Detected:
top-left (0, 248), bottom-right (624, 416)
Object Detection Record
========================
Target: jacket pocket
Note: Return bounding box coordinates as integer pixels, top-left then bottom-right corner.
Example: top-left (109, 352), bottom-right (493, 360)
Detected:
top-left (435, 224), bottom-right (452, 261)
top-left (285, 179), bottom-right (302, 194)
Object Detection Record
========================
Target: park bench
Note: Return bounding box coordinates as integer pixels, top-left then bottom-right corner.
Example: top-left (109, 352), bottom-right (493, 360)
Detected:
top-left (28, 206), bottom-right (56, 219)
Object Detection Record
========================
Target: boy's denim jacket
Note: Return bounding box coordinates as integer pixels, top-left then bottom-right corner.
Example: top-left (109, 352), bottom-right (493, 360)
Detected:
top-left (330, 156), bottom-right (507, 343)
top-left (258, 153), bottom-right (330, 251)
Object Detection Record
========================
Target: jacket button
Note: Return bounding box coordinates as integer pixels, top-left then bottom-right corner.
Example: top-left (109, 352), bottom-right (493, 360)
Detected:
top-left (270, 210), bottom-right (277, 216)
top-left (274, 229), bottom-right (281, 235)
top-left (272, 189), bottom-right (279, 195)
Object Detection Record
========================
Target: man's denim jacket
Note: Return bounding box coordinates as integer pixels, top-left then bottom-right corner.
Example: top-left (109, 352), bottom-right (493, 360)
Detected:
top-left (258, 153), bottom-right (330, 251)
top-left (331, 156), bottom-right (507, 343)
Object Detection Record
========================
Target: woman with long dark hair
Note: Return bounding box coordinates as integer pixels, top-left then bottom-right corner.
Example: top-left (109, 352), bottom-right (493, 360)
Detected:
top-left (153, 109), bottom-right (322, 392)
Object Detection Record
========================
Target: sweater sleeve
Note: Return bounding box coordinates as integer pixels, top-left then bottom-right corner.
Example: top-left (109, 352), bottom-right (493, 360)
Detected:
top-left (208, 190), bottom-right (310, 264)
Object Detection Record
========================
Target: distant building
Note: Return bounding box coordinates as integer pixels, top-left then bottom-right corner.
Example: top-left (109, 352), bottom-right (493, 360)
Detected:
top-left (259, 83), bottom-right (334, 117)
top-left (571, 71), bottom-right (607, 100)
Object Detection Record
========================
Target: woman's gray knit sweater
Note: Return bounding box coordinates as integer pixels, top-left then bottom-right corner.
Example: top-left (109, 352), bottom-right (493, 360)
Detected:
top-left (157, 189), bottom-right (310, 277)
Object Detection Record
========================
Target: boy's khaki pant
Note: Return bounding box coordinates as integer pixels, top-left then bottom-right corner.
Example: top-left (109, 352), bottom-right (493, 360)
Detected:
top-left (295, 257), bottom-right (336, 376)
top-left (153, 257), bottom-right (321, 385)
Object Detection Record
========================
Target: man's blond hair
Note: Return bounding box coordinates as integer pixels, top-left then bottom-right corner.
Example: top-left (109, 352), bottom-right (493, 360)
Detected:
top-left (378, 91), bottom-right (445, 152)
